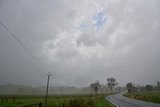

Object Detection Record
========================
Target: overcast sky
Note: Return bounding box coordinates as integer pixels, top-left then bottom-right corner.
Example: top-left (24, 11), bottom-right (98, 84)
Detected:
top-left (0, 0), bottom-right (160, 87)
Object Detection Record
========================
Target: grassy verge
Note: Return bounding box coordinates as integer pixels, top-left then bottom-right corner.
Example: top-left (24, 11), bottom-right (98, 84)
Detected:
top-left (95, 98), bottom-right (115, 107)
top-left (0, 94), bottom-right (115, 107)
top-left (123, 91), bottom-right (160, 104)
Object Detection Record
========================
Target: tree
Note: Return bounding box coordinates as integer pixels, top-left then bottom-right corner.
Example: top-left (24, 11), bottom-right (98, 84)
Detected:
top-left (90, 81), bottom-right (101, 94)
top-left (126, 82), bottom-right (138, 93)
top-left (145, 85), bottom-right (153, 91)
top-left (107, 77), bottom-right (118, 93)
top-left (126, 83), bottom-right (133, 93)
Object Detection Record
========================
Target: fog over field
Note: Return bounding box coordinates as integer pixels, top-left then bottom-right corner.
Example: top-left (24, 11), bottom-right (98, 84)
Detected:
top-left (0, 0), bottom-right (160, 87)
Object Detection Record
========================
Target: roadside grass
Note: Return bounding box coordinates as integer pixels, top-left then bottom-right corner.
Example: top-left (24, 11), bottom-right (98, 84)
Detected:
top-left (0, 94), bottom-right (115, 107)
top-left (123, 91), bottom-right (160, 104)
top-left (95, 99), bottom-right (115, 107)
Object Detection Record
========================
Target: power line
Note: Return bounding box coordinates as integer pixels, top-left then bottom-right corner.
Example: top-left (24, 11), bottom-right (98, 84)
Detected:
top-left (0, 39), bottom-right (20, 55)
top-left (0, 38), bottom-right (41, 69)
top-left (0, 20), bottom-right (49, 72)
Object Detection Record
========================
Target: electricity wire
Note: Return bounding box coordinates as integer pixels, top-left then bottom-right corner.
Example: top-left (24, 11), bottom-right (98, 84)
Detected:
top-left (0, 20), bottom-right (49, 72)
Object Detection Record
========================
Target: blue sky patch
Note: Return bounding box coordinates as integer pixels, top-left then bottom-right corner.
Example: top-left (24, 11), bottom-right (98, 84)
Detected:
top-left (93, 11), bottom-right (106, 28)
top-left (77, 11), bottom-right (106, 31)
top-left (77, 22), bottom-right (86, 30)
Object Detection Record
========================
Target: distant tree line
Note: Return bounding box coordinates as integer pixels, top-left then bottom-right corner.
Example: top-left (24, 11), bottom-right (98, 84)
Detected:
top-left (126, 81), bottom-right (160, 93)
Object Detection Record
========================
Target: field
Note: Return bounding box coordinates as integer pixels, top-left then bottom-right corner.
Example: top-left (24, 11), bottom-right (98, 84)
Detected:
top-left (0, 94), bottom-right (115, 107)
top-left (123, 91), bottom-right (160, 104)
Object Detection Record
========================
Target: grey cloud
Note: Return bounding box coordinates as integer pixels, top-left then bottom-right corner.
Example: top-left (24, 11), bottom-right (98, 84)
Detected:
top-left (0, 0), bottom-right (160, 87)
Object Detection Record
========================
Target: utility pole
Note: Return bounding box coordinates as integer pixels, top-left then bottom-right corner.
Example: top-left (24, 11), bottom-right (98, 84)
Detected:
top-left (45, 72), bottom-right (52, 104)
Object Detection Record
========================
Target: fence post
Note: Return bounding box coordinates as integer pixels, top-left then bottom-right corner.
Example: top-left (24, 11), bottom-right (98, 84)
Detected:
top-left (70, 101), bottom-right (72, 107)
top-left (39, 102), bottom-right (42, 107)
top-left (62, 102), bottom-right (65, 107)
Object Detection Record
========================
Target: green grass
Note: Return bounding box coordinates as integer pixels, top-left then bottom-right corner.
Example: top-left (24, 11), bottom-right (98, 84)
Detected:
top-left (123, 91), bottom-right (160, 104)
top-left (95, 99), bottom-right (115, 107)
top-left (0, 94), bottom-right (115, 107)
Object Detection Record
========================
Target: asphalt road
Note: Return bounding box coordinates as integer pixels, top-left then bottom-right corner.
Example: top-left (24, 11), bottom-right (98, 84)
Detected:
top-left (106, 93), bottom-right (160, 107)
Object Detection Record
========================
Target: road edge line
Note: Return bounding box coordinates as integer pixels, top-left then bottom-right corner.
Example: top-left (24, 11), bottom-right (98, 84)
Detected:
top-left (106, 96), bottom-right (119, 107)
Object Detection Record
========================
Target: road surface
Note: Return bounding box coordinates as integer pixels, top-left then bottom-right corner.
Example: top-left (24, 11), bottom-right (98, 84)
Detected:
top-left (106, 93), bottom-right (160, 107)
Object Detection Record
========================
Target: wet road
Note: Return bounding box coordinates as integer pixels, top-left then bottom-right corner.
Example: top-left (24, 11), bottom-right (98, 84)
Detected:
top-left (106, 93), bottom-right (160, 107)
